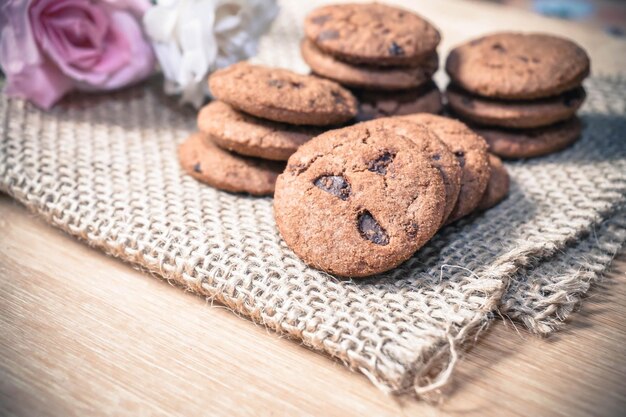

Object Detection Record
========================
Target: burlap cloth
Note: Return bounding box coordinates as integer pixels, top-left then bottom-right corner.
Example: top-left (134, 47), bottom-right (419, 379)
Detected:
top-left (1, 1), bottom-right (625, 397)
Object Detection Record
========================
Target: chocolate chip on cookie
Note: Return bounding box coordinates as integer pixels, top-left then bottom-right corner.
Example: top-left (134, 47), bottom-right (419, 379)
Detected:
top-left (400, 114), bottom-right (490, 223)
top-left (446, 32), bottom-right (590, 100)
top-left (359, 117), bottom-right (461, 224)
top-left (198, 101), bottom-right (323, 161)
top-left (179, 132), bottom-right (284, 196)
top-left (209, 62), bottom-right (357, 126)
top-left (301, 38), bottom-right (439, 90)
top-left (274, 123), bottom-right (446, 277)
top-left (474, 117), bottom-right (582, 159)
top-left (353, 81), bottom-right (443, 122)
top-left (447, 85), bottom-right (586, 129)
top-left (304, 3), bottom-right (440, 67)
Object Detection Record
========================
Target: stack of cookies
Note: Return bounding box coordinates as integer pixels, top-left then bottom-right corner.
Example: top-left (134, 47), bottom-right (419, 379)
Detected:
top-left (445, 32), bottom-right (590, 159)
top-left (274, 114), bottom-right (510, 278)
top-left (178, 62), bottom-right (358, 196)
top-left (301, 3), bottom-right (443, 122)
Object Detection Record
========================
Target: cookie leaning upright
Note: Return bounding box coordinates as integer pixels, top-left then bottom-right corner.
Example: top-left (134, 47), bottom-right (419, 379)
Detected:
top-left (400, 114), bottom-right (491, 223)
top-left (477, 154), bottom-right (510, 211)
top-left (302, 3), bottom-right (443, 121)
top-left (274, 123), bottom-right (446, 277)
top-left (208, 62), bottom-right (357, 126)
top-left (445, 32), bottom-right (590, 159)
top-left (358, 117), bottom-right (462, 224)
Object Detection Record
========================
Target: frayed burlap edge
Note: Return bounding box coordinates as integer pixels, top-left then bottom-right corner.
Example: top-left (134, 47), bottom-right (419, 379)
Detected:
top-left (501, 205), bottom-right (626, 335)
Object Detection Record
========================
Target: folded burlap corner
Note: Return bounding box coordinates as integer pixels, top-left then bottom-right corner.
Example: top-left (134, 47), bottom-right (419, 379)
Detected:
top-left (503, 208), bottom-right (626, 335)
top-left (1, 2), bottom-right (625, 396)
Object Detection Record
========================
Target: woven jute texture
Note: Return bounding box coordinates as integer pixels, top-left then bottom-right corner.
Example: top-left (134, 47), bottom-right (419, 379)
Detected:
top-left (1, 1), bottom-right (626, 396)
top-left (502, 208), bottom-right (626, 335)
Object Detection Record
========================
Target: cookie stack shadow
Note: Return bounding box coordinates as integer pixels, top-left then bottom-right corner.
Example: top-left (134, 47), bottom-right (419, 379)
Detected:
top-left (445, 32), bottom-right (591, 159)
top-left (301, 3), bottom-right (444, 122)
top-left (178, 62), bottom-right (358, 196)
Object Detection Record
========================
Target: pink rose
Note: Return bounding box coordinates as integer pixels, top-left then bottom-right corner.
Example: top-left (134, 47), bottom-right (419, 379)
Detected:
top-left (0, 0), bottom-right (155, 109)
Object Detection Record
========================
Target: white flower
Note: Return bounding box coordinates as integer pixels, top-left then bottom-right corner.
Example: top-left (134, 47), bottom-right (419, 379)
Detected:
top-left (143, 0), bottom-right (279, 107)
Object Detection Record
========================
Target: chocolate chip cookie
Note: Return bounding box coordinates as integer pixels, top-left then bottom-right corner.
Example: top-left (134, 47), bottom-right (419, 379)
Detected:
top-left (447, 85), bottom-right (586, 128)
top-left (208, 62), bottom-right (357, 126)
top-left (301, 39), bottom-right (438, 90)
top-left (304, 3), bottom-right (440, 66)
top-left (474, 117), bottom-right (582, 159)
top-left (400, 114), bottom-right (490, 223)
top-left (198, 101), bottom-right (322, 161)
top-left (446, 32), bottom-right (590, 99)
top-left (477, 154), bottom-right (510, 211)
top-left (354, 81), bottom-right (443, 122)
top-left (359, 117), bottom-right (461, 223)
top-left (274, 123), bottom-right (446, 277)
top-left (179, 132), bottom-right (284, 196)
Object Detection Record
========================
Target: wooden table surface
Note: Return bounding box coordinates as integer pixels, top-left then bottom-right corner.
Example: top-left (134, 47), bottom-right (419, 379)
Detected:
top-left (2, 1), bottom-right (626, 416)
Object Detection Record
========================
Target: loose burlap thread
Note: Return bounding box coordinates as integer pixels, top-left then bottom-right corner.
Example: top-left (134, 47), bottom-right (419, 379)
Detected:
top-left (503, 209), bottom-right (626, 335)
top-left (1, 0), bottom-right (626, 396)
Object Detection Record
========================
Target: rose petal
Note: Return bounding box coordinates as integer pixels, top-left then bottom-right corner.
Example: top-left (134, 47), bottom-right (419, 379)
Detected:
top-left (30, 0), bottom-right (153, 90)
top-left (214, 14), bottom-right (241, 33)
top-left (30, 0), bottom-right (114, 84)
top-left (143, 0), bottom-right (278, 107)
top-left (152, 41), bottom-right (183, 86)
top-left (0, 0), bottom-right (42, 70)
top-left (180, 76), bottom-right (207, 108)
top-left (4, 59), bottom-right (73, 109)
top-left (1, 0), bottom-right (155, 108)
top-left (101, 0), bottom-right (152, 17)
top-left (44, 13), bottom-right (106, 70)
top-left (143, 3), bottom-right (180, 42)
top-left (179, 20), bottom-right (215, 71)
top-left (85, 10), bottom-right (154, 90)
